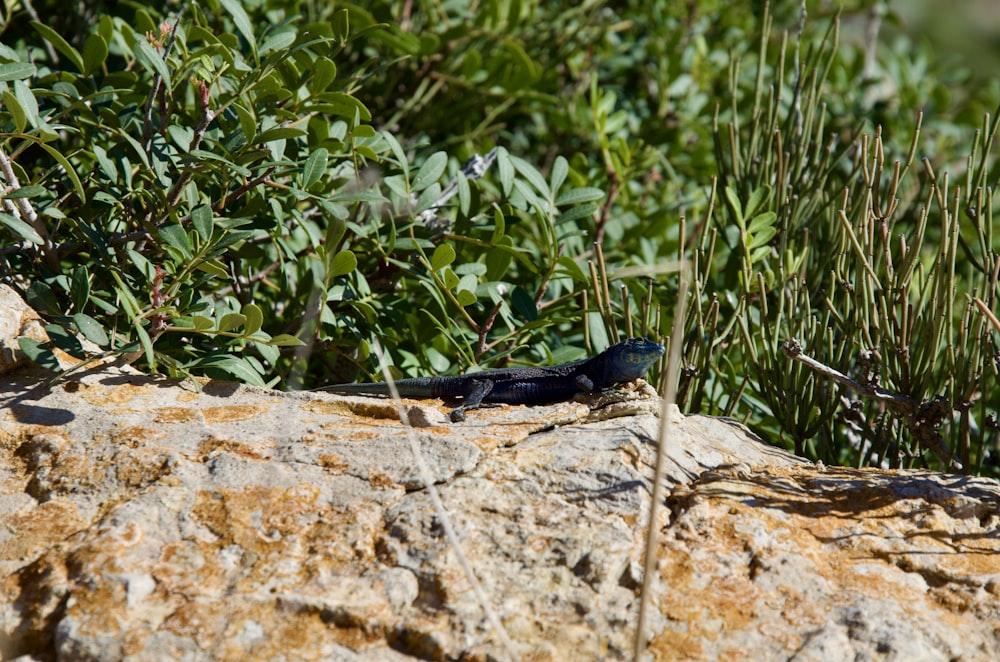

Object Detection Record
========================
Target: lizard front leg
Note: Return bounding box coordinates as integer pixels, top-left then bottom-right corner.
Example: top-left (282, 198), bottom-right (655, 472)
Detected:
top-left (449, 379), bottom-right (494, 422)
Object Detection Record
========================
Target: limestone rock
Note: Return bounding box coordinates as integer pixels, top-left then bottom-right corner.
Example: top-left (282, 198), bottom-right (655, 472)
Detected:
top-left (0, 284), bottom-right (48, 374)
top-left (1, 286), bottom-right (998, 660)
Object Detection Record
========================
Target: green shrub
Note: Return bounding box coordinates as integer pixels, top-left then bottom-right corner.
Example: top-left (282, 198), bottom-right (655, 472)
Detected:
top-left (3, 0), bottom-right (999, 475)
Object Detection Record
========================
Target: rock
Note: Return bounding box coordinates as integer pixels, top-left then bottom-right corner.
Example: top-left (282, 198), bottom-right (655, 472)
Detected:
top-left (0, 284), bottom-right (48, 374)
top-left (1, 285), bottom-right (998, 660)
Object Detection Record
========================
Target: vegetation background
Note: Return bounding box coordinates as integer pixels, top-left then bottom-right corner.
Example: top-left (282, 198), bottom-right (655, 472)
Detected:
top-left (3, 0), bottom-right (1000, 476)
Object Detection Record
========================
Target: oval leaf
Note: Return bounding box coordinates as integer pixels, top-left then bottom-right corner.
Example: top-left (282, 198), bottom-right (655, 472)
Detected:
top-left (73, 313), bottom-right (110, 347)
top-left (242, 303), bottom-right (264, 335)
top-left (302, 147), bottom-right (329, 189)
top-left (31, 21), bottom-right (84, 73)
top-left (82, 33), bottom-right (108, 76)
top-left (0, 62), bottom-right (36, 82)
top-left (267, 334), bottom-right (306, 347)
top-left (554, 187), bottom-right (605, 206)
top-left (193, 316), bottom-right (215, 330)
top-left (330, 249), bottom-right (357, 277)
top-left (412, 151), bottom-right (447, 191)
top-left (431, 243), bottom-right (456, 271)
top-left (218, 313), bottom-right (246, 332)
top-left (0, 212), bottom-right (44, 244)
top-left (747, 211), bottom-right (777, 235)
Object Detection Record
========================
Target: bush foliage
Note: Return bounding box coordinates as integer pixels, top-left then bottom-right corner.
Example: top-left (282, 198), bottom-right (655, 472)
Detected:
top-left (2, 0), bottom-right (1000, 476)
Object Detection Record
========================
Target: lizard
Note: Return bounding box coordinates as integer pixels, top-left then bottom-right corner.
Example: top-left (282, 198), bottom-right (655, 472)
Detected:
top-left (319, 337), bottom-right (665, 422)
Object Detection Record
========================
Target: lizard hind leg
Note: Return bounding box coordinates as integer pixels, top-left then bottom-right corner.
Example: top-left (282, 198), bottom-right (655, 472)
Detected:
top-left (448, 379), bottom-right (494, 422)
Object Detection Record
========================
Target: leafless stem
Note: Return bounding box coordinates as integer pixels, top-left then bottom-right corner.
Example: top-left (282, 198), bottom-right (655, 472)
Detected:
top-left (216, 166), bottom-right (278, 211)
top-left (166, 79), bottom-right (217, 209)
top-left (141, 2), bottom-right (188, 148)
top-left (781, 339), bottom-right (962, 470)
top-left (634, 276), bottom-right (689, 658)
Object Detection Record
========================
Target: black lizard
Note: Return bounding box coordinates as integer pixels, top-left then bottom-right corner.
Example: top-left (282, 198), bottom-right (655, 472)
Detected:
top-left (320, 337), bottom-right (665, 422)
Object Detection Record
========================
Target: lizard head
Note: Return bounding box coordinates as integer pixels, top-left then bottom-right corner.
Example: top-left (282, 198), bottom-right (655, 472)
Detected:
top-left (603, 337), bottom-right (665, 384)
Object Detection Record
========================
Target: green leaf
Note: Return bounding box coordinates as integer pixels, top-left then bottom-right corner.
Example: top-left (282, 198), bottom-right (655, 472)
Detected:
top-left (46, 324), bottom-right (84, 359)
top-left (193, 316), bottom-right (214, 330)
top-left (196, 354), bottom-right (266, 386)
top-left (491, 207), bottom-right (506, 244)
top-left (750, 245), bottom-right (772, 263)
top-left (416, 183), bottom-right (441, 212)
top-left (134, 38), bottom-right (171, 90)
top-left (747, 211), bottom-right (777, 235)
top-left (456, 289), bottom-right (477, 306)
top-left (331, 8), bottom-right (350, 42)
top-left (384, 174), bottom-right (408, 200)
top-left (748, 225), bottom-right (777, 250)
top-left (219, 0), bottom-right (256, 57)
top-left (310, 92), bottom-right (371, 122)
top-left (2, 184), bottom-right (45, 200)
top-left (92, 145), bottom-right (117, 180)
top-left (311, 57), bottom-right (337, 92)
top-left (18, 337), bottom-right (60, 373)
top-left (110, 276), bottom-right (140, 320)
top-left (36, 143), bottom-right (83, 201)
top-left (233, 103), bottom-right (257, 143)
top-left (369, 25), bottom-right (421, 55)
top-left (555, 187), bottom-right (606, 206)
top-left (330, 249), bottom-right (357, 277)
top-left (302, 147), bottom-right (329, 189)
top-left (512, 156), bottom-right (550, 199)
top-left (218, 313), bottom-right (246, 332)
top-left (31, 21), bottom-right (84, 73)
top-left (195, 260), bottom-right (228, 277)
top-left (13, 80), bottom-right (41, 131)
top-left (457, 273), bottom-right (478, 293)
top-left (36, 142), bottom-right (84, 201)
top-left (191, 204), bottom-right (214, 241)
top-left (26, 281), bottom-right (60, 315)
top-left (135, 324), bottom-right (155, 370)
top-left (73, 313), bottom-right (109, 347)
top-left (267, 334), bottom-right (306, 347)
top-left (70, 266), bottom-right (90, 312)
top-left (550, 155), bottom-right (568, 197)
top-left (496, 147), bottom-right (514, 196)
top-left (0, 212), bottom-right (43, 244)
top-left (2, 91), bottom-right (25, 132)
top-left (724, 186), bottom-right (744, 224)
top-left (511, 286), bottom-right (538, 321)
top-left (82, 33), bottom-right (108, 76)
top-left (557, 256), bottom-right (589, 282)
top-left (412, 151), bottom-right (447, 191)
top-left (555, 203), bottom-right (599, 224)
top-left (744, 185), bottom-right (771, 219)
top-left (457, 173), bottom-right (471, 215)
top-left (242, 303), bottom-right (264, 335)
top-left (485, 246), bottom-right (512, 281)
top-left (431, 243), bottom-right (456, 271)
top-left (442, 266), bottom-right (460, 289)
top-left (254, 126), bottom-right (307, 144)
top-left (0, 62), bottom-right (36, 81)
top-left (158, 224), bottom-right (192, 259)
top-left (255, 338), bottom-right (280, 367)
top-left (259, 30), bottom-right (295, 56)
top-left (382, 131), bottom-right (409, 178)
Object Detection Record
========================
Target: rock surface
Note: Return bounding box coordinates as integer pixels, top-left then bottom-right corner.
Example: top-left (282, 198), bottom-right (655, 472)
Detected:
top-left (1, 287), bottom-right (999, 661)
